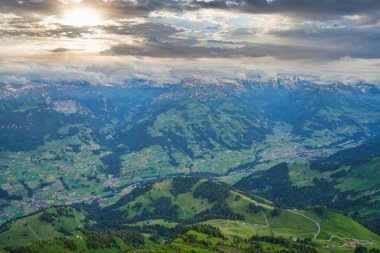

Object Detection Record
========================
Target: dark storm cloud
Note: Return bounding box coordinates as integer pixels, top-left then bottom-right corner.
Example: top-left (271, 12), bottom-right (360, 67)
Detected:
top-left (0, 23), bottom-right (93, 38)
top-left (240, 0), bottom-right (380, 16)
top-left (2, 0), bottom-right (379, 17)
top-left (0, 0), bottom-right (57, 15)
top-left (110, 0), bottom-right (380, 19)
top-left (105, 38), bottom-right (356, 60)
top-left (272, 26), bottom-right (380, 59)
top-left (109, 0), bottom-right (380, 17)
top-left (49, 47), bottom-right (81, 52)
top-left (50, 47), bottom-right (70, 52)
top-left (105, 36), bottom-right (269, 58)
top-left (102, 21), bottom-right (184, 38)
top-left (0, 0), bottom-right (202, 18)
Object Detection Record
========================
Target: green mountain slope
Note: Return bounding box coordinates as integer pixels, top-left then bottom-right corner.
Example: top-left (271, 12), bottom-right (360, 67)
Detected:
top-left (235, 141), bottom-right (380, 232)
top-left (1, 177), bottom-right (379, 253)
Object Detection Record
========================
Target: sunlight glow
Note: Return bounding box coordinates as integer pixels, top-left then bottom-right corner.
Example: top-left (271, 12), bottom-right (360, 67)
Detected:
top-left (62, 8), bottom-right (102, 27)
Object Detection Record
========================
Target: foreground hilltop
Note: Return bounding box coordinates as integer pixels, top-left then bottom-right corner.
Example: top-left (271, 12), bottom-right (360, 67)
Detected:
top-left (1, 177), bottom-right (379, 252)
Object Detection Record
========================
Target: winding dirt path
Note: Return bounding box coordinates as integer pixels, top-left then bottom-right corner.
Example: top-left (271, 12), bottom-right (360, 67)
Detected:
top-left (287, 209), bottom-right (320, 240)
top-left (238, 193), bottom-right (269, 228)
top-left (73, 208), bottom-right (80, 227)
top-left (260, 209), bottom-right (269, 228)
top-left (27, 224), bottom-right (42, 241)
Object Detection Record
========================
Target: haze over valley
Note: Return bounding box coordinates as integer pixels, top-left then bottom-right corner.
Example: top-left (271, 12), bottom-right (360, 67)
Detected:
top-left (1, 0), bottom-right (380, 252)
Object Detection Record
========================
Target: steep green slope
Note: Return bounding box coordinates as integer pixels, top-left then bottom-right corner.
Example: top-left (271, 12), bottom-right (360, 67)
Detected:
top-left (235, 142), bottom-right (380, 232)
top-left (1, 177), bottom-right (379, 252)
top-left (0, 206), bottom-right (85, 248)
top-left (1, 227), bottom-right (322, 253)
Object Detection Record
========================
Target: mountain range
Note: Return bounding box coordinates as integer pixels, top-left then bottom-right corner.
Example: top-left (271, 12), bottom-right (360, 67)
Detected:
top-left (1, 76), bottom-right (380, 252)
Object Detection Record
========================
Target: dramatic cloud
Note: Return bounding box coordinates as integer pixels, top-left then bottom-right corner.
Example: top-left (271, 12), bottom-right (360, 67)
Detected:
top-left (0, 0), bottom-right (379, 83)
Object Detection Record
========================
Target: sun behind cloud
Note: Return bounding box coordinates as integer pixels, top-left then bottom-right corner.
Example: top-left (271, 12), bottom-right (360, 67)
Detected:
top-left (61, 7), bottom-right (102, 27)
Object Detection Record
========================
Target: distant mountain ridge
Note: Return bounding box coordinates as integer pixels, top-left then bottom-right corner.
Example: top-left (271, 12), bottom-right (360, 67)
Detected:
top-left (1, 74), bottom-right (379, 96)
top-left (122, 75), bottom-right (380, 95)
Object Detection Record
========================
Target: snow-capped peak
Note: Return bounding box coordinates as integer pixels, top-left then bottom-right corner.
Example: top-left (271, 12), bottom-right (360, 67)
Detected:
top-left (269, 74), bottom-right (307, 89)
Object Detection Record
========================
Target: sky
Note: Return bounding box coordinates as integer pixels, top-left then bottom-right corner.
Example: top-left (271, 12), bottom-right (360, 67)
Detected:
top-left (0, 0), bottom-right (379, 84)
